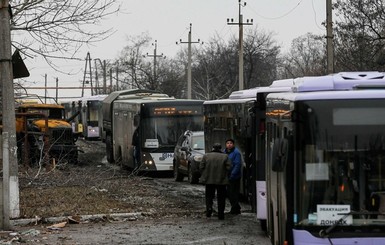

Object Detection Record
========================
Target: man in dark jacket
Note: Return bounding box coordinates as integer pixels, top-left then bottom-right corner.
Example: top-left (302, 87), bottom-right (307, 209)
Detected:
top-left (199, 143), bottom-right (232, 220)
top-left (224, 138), bottom-right (242, 215)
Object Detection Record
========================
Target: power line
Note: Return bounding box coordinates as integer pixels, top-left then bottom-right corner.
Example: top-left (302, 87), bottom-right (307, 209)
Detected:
top-left (247, 0), bottom-right (303, 20)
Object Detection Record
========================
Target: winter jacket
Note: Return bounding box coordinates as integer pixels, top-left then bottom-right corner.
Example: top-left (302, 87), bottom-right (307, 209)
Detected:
top-left (199, 151), bottom-right (232, 185)
top-left (225, 147), bottom-right (242, 180)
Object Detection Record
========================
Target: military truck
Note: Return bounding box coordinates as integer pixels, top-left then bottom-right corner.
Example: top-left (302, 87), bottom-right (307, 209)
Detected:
top-left (15, 103), bottom-right (79, 165)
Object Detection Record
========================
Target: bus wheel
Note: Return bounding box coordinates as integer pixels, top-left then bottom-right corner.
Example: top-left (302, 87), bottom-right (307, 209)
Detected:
top-left (173, 161), bottom-right (184, 182)
top-left (269, 203), bottom-right (275, 244)
top-left (260, 219), bottom-right (267, 232)
top-left (106, 134), bottom-right (114, 163)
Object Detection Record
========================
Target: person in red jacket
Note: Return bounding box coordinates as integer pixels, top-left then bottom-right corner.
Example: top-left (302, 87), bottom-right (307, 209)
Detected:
top-left (199, 143), bottom-right (232, 220)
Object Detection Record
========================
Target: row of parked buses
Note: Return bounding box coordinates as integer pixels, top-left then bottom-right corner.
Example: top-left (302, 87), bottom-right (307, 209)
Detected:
top-left (61, 71), bottom-right (385, 245)
top-left (61, 94), bottom-right (108, 141)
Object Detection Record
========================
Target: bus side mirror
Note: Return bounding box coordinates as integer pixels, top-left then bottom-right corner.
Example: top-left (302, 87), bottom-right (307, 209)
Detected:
top-left (272, 138), bottom-right (289, 172)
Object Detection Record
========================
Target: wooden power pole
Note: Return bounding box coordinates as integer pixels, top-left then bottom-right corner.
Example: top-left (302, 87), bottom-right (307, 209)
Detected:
top-left (177, 23), bottom-right (202, 99)
top-left (227, 0), bottom-right (253, 91)
top-left (145, 40), bottom-right (164, 89)
top-left (0, 0), bottom-right (19, 229)
top-left (326, 0), bottom-right (334, 74)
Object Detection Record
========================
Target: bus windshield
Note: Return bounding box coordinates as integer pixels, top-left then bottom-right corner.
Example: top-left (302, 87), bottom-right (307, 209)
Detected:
top-left (296, 99), bottom-right (385, 227)
top-left (141, 115), bottom-right (203, 148)
top-left (87, 101), bottom-right (102, 124)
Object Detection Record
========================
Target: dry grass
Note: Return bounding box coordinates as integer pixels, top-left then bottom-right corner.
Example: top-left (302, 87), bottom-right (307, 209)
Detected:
top-left (18, 139), bottom-right (201, 220)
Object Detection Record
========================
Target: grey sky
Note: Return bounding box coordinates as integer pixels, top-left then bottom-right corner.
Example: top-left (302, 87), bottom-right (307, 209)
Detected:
top-left (22, 0), bottom-right (326, 100)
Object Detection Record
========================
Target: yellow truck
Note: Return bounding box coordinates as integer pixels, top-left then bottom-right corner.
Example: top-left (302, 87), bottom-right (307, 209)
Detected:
top-left (16, 103), bottom-right (79, 165)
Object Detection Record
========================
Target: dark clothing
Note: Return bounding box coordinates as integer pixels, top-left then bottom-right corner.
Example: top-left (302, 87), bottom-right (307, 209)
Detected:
top-left (132, 128), bottom-right (140, 168)
top-left (224, 147), bottom-right (242, 214)
top-left (228, 178), bottom-right (241, 214)
top-left (199, 151), bottom-right (231, 185)
top-left (199, 150), bottom-right (232, 219)
top-left (205, 184), bottom-right (227, 219)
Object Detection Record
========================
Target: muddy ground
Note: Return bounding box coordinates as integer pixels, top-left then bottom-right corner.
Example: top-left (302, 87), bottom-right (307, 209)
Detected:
top-left (2, 139), bottom-right (270, 244)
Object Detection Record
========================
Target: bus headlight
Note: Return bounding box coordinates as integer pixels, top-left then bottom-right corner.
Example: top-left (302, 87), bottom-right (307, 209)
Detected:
top-left (145, 160), bottom-right (153, 165)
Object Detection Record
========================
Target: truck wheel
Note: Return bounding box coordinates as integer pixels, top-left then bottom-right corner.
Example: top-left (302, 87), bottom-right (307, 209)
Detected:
top-left (106, 134), bottom-right (114, 163)
top-left (69, 150), bottom-right (78, 164)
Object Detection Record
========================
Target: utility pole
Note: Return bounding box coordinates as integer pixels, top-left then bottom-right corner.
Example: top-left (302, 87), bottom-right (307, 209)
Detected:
top-left (95, 58), bottom-right (107, 94)
top-left (145, 40), bottom-right (165, 88)
top-left (0, 0), bottom-right (18, 228)
top-left (227, 0), bottom-right (253, 91)
top-left (109, 68), bottom-right (113, 93)
top-left (82, 52), bottom-right (93, 97)
top-left (115, 62), bottom-right (119, 91)
top-left (326, 0), bottom-right (334, 74)
top-left (55, 77), bottom-right (59, 102)
top-left (44, 74), bottom-right (47, 103)
top-left (177, 23), bottom-right (202, 99)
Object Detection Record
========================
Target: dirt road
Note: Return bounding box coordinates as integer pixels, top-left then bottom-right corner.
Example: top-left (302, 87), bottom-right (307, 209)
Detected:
top-left (3, 139), bottom-right (271, 244)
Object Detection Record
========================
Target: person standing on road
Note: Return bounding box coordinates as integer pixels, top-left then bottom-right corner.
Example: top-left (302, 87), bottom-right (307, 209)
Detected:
top-left (224, 138), bottom-right (242, 215)
top-left (132, 126), bottom-right (140, 170)
top-left (199, 143), bottom-right (232, 220)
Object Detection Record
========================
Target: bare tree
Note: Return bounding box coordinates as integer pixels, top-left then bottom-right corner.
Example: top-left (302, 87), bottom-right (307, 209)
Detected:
top-left (114, 33), bottom-right (184, 96)
top-left (115, 33), bottom-right (153, 90)
top-left (193, 35), bottom-right (237, 100)
top-left (10, 0), bottom-right (121, 67)
top-left (280, 33), bottom-right (327, 78)
top-left (192, 28), bottom-right (281, 100)
top-left (333, 0), bottom-right (385, 71)
top-left (157, 58), bottom-right (185, 98)
top-left (241, 27), bottom-right (280, 88)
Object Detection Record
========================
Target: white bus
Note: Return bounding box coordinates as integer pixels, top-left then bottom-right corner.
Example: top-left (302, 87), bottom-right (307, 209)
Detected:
top-left (103, 89), bottom-right (204, 171)
top-left (61, 94), bottom-right (107, 140)
top-left (203, 79), bottom-right (292, 229)
top-left (266, 71), bottom-right (385, 245)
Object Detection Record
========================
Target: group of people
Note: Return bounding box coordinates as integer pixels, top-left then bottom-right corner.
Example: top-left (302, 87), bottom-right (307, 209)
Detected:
top-left (199, 138), bottom-right (242, 220)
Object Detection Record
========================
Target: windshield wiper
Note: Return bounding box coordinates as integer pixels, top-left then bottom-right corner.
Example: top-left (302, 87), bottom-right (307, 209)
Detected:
top-left (319, 211), bottom-right (385, 238)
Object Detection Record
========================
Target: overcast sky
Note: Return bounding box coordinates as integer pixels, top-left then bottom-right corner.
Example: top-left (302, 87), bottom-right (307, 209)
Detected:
top-left (21, 0), bottom-right (326, 100)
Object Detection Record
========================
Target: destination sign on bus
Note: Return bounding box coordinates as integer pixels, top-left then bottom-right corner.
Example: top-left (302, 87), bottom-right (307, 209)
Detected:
top-left (152, 107), bottom-right (201, 116)
top-left (316, 204), bottom-right (352, 225)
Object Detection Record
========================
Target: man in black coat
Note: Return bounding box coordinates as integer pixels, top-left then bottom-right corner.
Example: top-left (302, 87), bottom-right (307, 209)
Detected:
top-left (199, 143), bottom-right (232, 220)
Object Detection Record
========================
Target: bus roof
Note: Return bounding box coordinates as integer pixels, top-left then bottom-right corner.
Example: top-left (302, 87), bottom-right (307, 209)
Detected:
top-left (267, 71), bottom-right (385, 101)
top-left (291, 71), bottom-right (385, 92)
top-left (204, 79), bottom-right (293, 105)
top-left (79, 94), bottom-right (108, 101)
top-left (114, 97), bottom-right (203, 105)
top-left (102, 89), bottom-right (162, 105)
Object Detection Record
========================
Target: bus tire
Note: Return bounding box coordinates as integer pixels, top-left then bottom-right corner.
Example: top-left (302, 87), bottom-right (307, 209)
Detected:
top-left (106, 134), bottom-right (114, 163)
top-left (260, 219), bottom-right (267, 232)
top-left (269, 203), bottom-right (275, 244)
